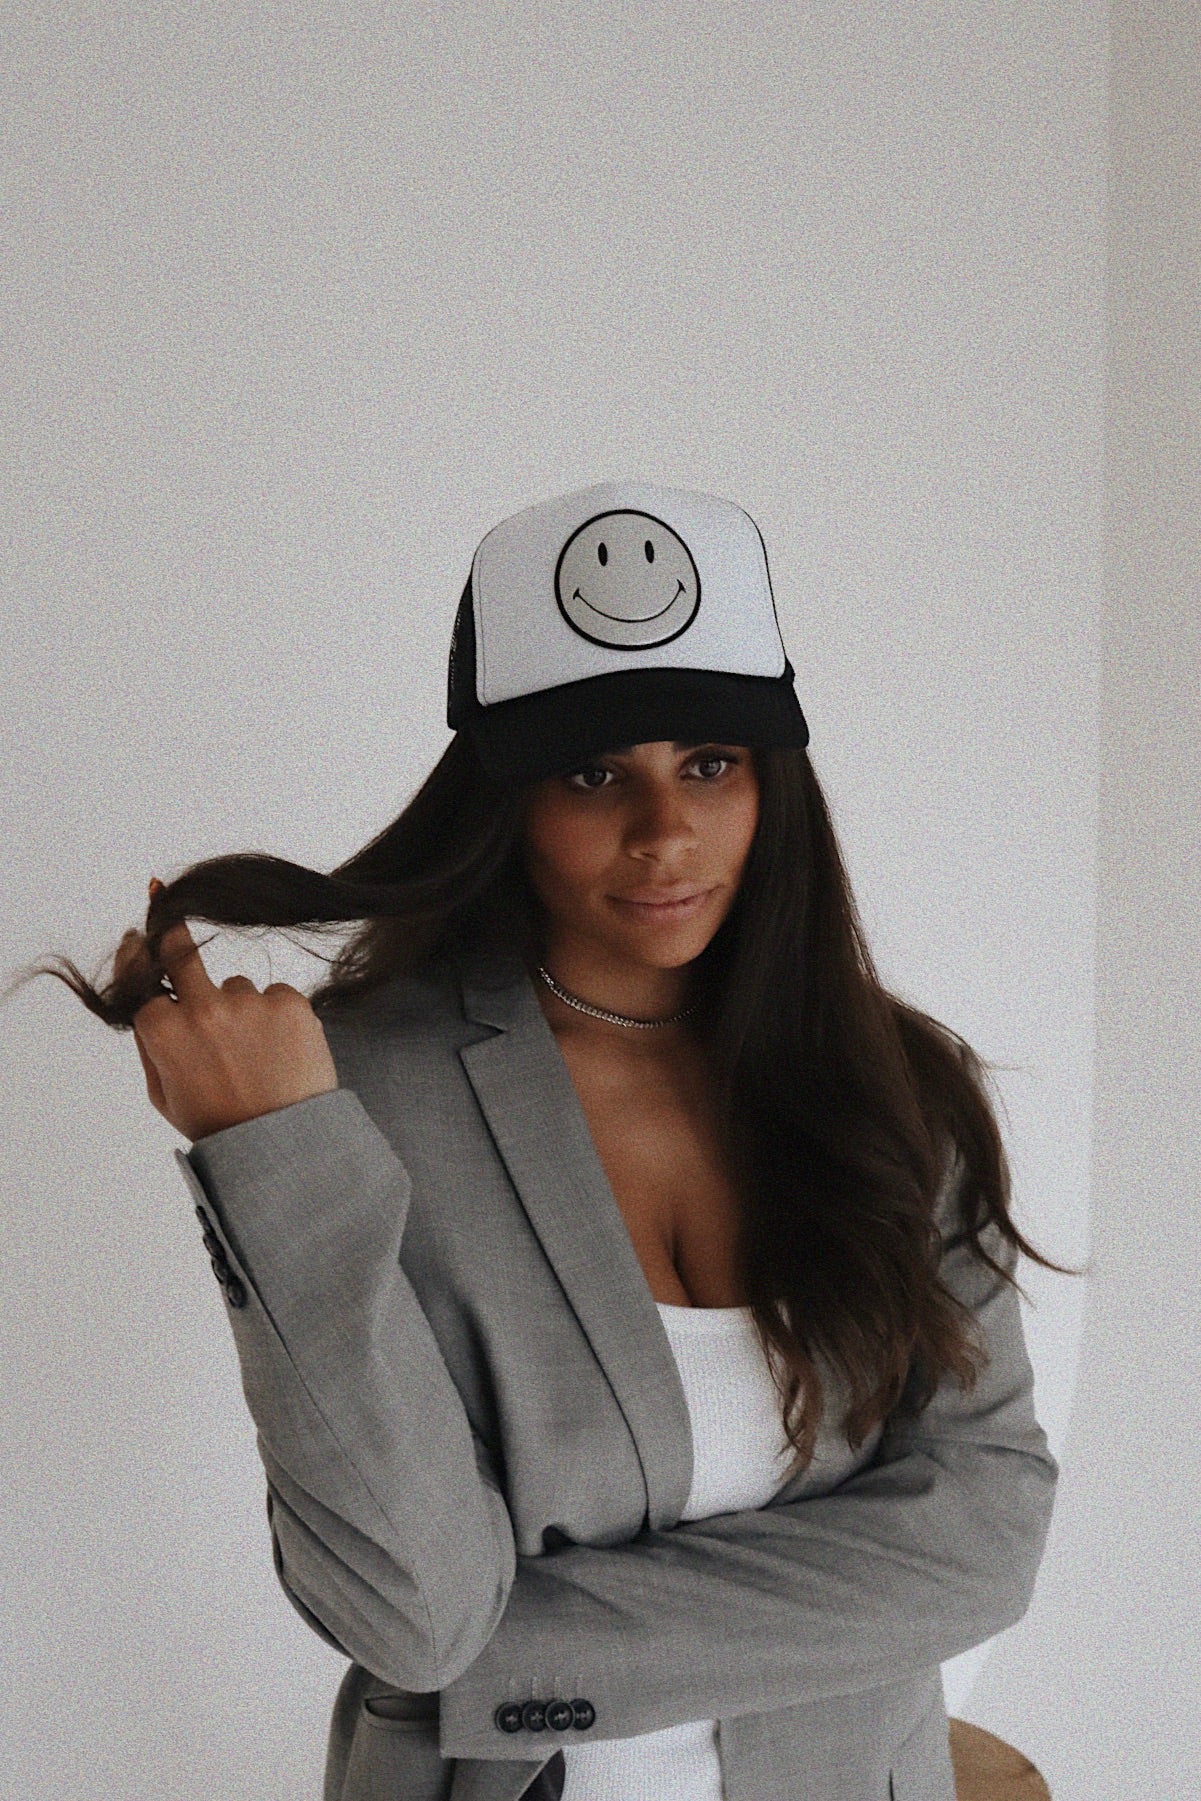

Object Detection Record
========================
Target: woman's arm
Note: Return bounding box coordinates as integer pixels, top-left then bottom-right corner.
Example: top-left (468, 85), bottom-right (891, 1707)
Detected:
top-left (432, 1160), bottom-right (1059, 1760)
top-left (177, 1086), bottom-right (517, 1691)
top-left (119, 914), bottom-right (514, 1690)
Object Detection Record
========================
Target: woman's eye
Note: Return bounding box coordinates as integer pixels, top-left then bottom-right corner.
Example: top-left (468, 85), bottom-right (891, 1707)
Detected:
top-left (566, 765), bottom-right (612, 790)
top-left (692, 753), bottom-right (736, 778)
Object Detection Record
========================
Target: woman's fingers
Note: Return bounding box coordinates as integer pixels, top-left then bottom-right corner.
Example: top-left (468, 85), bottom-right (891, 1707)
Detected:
top-left (112, 928), bottom-right (143, 980)
top-left (113, 928), bottom-right (162, 1003)
top-left (113, 927), bottom-right (172, 1020)
top-left (156, 918), bottom-right (218, 1004)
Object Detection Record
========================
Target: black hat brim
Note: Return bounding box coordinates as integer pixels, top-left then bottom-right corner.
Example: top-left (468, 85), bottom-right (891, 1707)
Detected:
top-left (460, 664), bottom-right (809, 789)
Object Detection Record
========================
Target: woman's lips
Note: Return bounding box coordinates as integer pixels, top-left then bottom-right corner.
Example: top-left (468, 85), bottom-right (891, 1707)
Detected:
top-left (609, 888), bottom-right (713, 921)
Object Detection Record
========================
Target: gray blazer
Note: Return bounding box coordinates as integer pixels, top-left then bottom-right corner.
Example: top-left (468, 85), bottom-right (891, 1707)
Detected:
top-left (174, 945), bottom-right (1059, 1801)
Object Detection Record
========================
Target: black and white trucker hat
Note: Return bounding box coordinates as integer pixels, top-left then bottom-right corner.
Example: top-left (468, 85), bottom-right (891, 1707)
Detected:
top-left (446, 479), bottom-right (809, 788)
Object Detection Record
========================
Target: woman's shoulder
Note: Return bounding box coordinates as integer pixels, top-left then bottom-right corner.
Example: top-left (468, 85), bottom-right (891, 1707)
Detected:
top-left (311, 943), bottom-right (523, 1052)
top-left (310, 958), bottom-right (468, 1110)
top-left (312, 970), bottom-right (450, 1047)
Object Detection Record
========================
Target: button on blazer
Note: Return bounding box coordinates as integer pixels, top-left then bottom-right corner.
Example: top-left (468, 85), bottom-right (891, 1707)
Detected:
top-left (174, 945), bottom-right (1059, 1801)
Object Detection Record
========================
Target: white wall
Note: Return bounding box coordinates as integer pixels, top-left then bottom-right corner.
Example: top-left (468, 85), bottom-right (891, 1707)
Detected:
top-left (1, 4), bottom-right (1107, 1795)
top-left (954, 6), bottom-right (1201, 1794)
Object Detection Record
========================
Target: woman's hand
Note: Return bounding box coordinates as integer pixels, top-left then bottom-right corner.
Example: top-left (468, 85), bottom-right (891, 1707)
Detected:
top-left (113, 917), bottom-right (339, 1144)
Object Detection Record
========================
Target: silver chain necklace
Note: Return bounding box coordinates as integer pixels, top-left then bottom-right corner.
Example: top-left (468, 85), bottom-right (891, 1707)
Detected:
top-left (536, 963), bottom-right (701, 1029)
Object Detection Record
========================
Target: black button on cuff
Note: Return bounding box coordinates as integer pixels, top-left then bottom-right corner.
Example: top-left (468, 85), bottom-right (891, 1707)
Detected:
top-left (495, 1697), bottom-right (594, 1735)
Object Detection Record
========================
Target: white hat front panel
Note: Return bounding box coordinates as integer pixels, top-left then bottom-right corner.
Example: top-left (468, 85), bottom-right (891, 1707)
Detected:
top-left (469, 480), bottom-right (787, 708)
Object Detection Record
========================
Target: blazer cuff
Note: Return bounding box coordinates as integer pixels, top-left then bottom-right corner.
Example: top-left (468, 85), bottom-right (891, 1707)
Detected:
top-left (178, 1087), bottom-right (411, 1328)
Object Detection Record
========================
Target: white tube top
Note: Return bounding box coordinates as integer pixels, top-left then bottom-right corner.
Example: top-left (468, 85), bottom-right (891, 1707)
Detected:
top-left (559, 1301), bottom-right (797, 1801)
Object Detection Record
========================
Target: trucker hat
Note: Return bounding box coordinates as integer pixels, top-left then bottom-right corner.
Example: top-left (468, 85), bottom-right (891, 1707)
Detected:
top-left (446, 478), bottom-right (809, 787)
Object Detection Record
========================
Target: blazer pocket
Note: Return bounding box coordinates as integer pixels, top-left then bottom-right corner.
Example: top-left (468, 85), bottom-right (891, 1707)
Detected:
top-left (361, 1685), bottom-right (440, 1723)
top-left (339, 1692), bottom-right (452, 1801)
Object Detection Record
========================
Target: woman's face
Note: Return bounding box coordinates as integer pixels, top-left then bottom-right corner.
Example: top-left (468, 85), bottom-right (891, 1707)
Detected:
top-left (519, 740), bottom-right (760, 971)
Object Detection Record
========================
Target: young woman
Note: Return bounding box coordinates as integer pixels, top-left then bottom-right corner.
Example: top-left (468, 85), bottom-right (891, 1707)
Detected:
top-left (34, 481), bottom-right (1077, 1801)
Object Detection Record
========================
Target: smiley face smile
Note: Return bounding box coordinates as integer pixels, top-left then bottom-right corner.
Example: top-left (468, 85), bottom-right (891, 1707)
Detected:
top-left (570, 578), bottom-right (686, 625)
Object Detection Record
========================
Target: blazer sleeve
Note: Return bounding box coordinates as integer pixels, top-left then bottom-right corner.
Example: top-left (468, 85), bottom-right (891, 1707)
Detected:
top-left (173, 1085), bottom-right (517, 1692)
top-left (434, 1149), bottom-right (1060, 1760)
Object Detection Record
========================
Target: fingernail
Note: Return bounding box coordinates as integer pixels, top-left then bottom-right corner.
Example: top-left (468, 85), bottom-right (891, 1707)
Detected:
top-left (149, 877), bottom-right (163, 896)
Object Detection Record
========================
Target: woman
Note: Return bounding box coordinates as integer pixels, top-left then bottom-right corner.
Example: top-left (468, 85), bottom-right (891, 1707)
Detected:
top-left (30, 480), bottom-right (1077, 1801)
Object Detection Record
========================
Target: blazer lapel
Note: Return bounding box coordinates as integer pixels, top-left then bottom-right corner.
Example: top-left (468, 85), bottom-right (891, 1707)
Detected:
top-left (454, 948), bottom-right (694, 1533)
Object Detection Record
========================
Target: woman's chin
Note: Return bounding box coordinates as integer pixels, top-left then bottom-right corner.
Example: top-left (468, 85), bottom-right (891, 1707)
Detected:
top-left (600, 914), bottom-right (720, 968)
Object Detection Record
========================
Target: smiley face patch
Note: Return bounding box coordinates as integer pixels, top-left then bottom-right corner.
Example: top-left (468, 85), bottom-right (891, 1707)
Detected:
top-left (555, 509), bottom-right (701, 649)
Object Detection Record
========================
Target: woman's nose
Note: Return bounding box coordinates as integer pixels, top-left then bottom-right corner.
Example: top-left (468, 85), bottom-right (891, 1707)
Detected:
top-left (623, 786), bottom-right (697, 854)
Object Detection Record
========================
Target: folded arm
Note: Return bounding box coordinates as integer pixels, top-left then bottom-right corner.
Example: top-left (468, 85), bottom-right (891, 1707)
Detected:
top-left (434, 1158), bottom-right (1059, 1759)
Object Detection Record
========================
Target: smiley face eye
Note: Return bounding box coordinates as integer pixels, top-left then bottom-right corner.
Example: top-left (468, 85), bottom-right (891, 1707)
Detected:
top-left (597, 542), bottom-right (608, 566)
top-left (645, 539), bottom-right (654, 562)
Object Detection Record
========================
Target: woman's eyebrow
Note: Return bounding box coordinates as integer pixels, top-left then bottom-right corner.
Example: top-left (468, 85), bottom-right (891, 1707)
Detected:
top-left (606, 740), bottom-right (730, 755)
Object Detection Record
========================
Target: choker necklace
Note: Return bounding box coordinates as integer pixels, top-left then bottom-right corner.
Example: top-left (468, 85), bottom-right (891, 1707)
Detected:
top-left (536, 963), bottom-right (701, 1029)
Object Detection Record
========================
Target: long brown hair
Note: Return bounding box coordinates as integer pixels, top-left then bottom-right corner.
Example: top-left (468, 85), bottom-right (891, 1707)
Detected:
top-left (9, 731), bottom-right (1085, 1477)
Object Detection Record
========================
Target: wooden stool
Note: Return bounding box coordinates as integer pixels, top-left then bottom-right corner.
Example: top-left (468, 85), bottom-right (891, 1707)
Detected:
top-left (948, 1718), bottom-right (1051, 1800)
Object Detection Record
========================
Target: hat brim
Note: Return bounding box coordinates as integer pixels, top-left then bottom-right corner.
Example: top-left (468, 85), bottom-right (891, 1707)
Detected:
top-left (462, 665), bottom-right (809, 789)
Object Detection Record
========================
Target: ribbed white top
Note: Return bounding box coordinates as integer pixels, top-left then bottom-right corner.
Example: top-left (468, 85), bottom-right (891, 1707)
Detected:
top-left (559, 1301), bottom-right (797, 1801)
